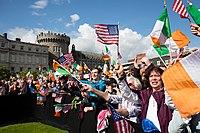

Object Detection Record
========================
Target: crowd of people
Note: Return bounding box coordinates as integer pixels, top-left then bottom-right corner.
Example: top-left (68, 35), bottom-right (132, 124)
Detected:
top-left (0, 23), bottom-right (199, 133)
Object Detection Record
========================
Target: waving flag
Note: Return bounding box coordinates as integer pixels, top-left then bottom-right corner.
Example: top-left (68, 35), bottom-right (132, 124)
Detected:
top-left (74, 62), bottom-right (82, 71)
top-left (103, 62), bottom-right (109, 75)
top-left (171, 29), bottom-right (190, 48)
top-left (109, 104), bottom-right (134, 133)
top-left (150, 7), bottom-right (171, 48)
top-left (153, 44), bottom-right (169, 56)
top-left (172, 0), bottom-right (189, 18)
top-left (53, 60), bottom-right (71, 76)
top-left (186, 1), bottom-right (200, 25)
top-left (162, 50), bottom-right (200, 118)
top-left (54, 105), bottom-right (62, 117)
top-left (105, 45), bottom-right (112, 56)
top-left (163, 29), bottom-right (190, 57)
top-left (57, 53), bottom-right (74, 66)
top-left (94, 24), bottom-right (119, 45)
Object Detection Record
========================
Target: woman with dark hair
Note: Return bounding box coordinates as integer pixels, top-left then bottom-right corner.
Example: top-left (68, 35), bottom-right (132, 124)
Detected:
top-left (140, 66), bottom-right (172, 133)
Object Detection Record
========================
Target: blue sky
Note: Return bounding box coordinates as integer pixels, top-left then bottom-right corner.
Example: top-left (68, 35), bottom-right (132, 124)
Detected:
top-left (1, 0), bottom-right (200, 62)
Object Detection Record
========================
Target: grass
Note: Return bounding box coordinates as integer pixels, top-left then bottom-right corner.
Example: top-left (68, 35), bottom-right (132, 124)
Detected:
top-left (0, 122), bottom-right (69, 133)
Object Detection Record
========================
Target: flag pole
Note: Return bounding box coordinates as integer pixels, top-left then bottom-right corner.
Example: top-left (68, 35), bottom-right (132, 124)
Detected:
top-left (186, 0), bottom-right (192, 23)
top-left (151, 45), bottom-right (168, 67)
top-left (164, 0), bottom-right (166, 7)
top-left (55, 60), bottom-right (82, 83)
top-left (117, 21), bottom-right (120, 59)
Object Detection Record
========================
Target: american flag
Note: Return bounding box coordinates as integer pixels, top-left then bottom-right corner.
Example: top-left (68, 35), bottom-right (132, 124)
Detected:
top-left (109, 105), bottom-right (135, 133)
top-left (172, 0), bottom-right (189, 18)
top-left (94, 24), bottom-right (119, 45)
top-left (57, 53), bottom-right (74, 66)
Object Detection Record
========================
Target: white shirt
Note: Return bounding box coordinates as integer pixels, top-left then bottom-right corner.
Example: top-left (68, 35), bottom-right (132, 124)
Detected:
top-left (146, 95), bottom-right (161, 131)
top-left (108, 78), bottom-right (142, 123)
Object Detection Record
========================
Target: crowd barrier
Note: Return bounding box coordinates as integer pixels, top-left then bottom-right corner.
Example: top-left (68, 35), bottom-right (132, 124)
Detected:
top-left (0, 93), bottom-right (142, 132)
top-left (0, 93), bottom-right (115, 133)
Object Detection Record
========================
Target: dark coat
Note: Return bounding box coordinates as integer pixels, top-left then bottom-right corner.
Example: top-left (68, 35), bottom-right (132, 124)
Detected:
top-left (140, 88), bottom-right (172, 133)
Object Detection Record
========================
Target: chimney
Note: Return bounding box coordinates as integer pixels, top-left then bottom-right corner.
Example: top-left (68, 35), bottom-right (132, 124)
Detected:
top-left (15, 38), bottom-right (21, 42)
top-left (3, 33), bottom-right (7, 39)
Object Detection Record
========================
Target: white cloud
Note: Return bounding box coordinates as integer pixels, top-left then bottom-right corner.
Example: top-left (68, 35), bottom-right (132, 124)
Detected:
top-left (7, 27), bottom-right (48, 44)
top-left (31, 0), bottom-right (48, 9)
top-left (65, 23), bottom-right (73, 28)
top-left (65, 14), bottom-right (80, 28)
top-left (52, 0), bottom-right (69, 5)
top-left (70, 23), bottom-right (153, 63)
top-left (32, 11), bottom-right (47, 16)
top-left (6, 24), bottom-right (155, 63)
top-left (70, 14), bottom-right (80, 23)
top-left (70, 23), bottom-right (98, 52)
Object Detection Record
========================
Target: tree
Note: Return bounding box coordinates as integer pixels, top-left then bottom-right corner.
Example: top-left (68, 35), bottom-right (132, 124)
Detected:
top-left (0, 65), bottom-right (10, 81)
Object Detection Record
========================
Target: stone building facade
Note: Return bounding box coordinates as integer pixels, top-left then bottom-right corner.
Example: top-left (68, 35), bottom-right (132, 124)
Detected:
top-left (37, 32), bottom-right (70, 58)
top-left (37, 32), bottom-right (70, 67)
top-left (0, 31), bottom-right (104, 73)
top-left (0, 33), bottom-right (49, 72)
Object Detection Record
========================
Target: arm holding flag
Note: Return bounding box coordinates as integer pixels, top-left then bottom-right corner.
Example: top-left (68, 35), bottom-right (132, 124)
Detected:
top-left (190, 23), bottom-right (200, 37)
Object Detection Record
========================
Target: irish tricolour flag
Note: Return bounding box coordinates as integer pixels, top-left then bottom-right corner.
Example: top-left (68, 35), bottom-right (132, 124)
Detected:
top-left (162, 50), bottom-right (200, 118)
top-left (74, 62), bottom-right (82, 71)
top-left (150, 7), bottom-right (171, 48)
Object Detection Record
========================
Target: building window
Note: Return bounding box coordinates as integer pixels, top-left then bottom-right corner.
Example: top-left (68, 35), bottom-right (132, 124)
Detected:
top-left (21, 46), bottom-right (24, 50)
top-left (43, 57), bottom-right (47, 64)
top-left (20, 67), bottom-right (23, 72)
top-left (53, 46), bottom-right (61, 52)
top-left (28, 56), bottom-right (32, 63)
top-left (11, 67), bottom-right (15, 72)
top-left (157, 61), bottom-right (161, 66)
top-left (1, 43), bottom-right (5, 47)
top-left (28, 47), bottom-right (31, 51)
top-left (11, 54), bottom-right (15, 62)
top-left (36, 57), bottom-right (39, 63)
top-left (12, 44), bottom-right (15, 49)
top-left (20, 55), bottom-right (24, 63)
top-left (0, 53), bottom-right (5, 61)
top-left (36, 48), bottom-right (39, 52)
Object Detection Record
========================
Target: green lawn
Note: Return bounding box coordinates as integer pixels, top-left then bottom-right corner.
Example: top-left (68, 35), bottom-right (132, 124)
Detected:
top-left (0, 122), bottom-right (69, 133)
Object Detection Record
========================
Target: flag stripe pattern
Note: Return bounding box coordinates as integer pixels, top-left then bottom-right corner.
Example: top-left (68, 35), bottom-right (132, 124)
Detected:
top-left (153, 44), bottom-right (169, 56)
top-left (180, 50), bottom-right (200, 87)
top-left (186, 3), bottom-right (200, 26)
top-left (58, 53), bottom-right (74, 66)
top-left (150, 7), bottom-right (171, 47)
top-left (109, 104), bottom-right (134, 133)
top-left (94, 24), bottom-right (119, 45)
top-left (162, 50), bottom-right (200, 118)
top-left (172, 0), bottom-right (189, 18)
